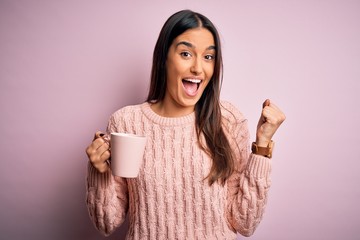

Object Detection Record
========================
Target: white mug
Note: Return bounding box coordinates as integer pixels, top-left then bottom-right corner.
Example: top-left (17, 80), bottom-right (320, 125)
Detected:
top-left (110, 132), bottom-right (147, 178)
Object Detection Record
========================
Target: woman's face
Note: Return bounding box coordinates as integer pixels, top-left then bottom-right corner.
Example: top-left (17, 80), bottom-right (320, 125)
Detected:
top-left (162, 27), bottom-right (215, 116)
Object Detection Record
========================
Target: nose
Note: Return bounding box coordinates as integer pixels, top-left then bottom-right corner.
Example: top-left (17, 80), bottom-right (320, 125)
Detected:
top-left (190, 57), bottom-right (202, 75)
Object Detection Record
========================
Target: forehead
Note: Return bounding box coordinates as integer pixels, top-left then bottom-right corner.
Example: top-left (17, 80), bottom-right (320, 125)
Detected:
top-left (173, 28), bottom-right (215, 48)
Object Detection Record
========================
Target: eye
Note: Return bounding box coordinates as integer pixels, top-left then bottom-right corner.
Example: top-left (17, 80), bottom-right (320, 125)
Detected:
top-left (180, 51), bottom-right (192, 58)
top-left (205, 54), bottom-right (215, 61)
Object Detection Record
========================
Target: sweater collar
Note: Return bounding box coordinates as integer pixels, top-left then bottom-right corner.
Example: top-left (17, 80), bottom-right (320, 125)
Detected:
top-left (141, 102), bottom-right (195, 126)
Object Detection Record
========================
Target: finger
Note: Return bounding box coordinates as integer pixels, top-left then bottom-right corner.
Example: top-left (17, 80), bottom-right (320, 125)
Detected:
top-left (262, 107), bottom-right (286, 125)
top-left (263, 102), bottom-right (282, 117)
top-left (262, 110), bottom-right (276, 124)
top-left (100, 149), bottom-right (111, 162)
top-left (86, 138), bottom-right (108, 160)
top-left (93, 160), bottom-right (109, 173)
top-left (90, 137), bottom-right (107, 151)
top-left (268, 102), bottom-right (282, 113)
top-left (96, 148), bottom-right (111, 171)
top-left (97, 140), bottom-right (110, 154)
top-left (88, 144), bottom-right (109, 165)
top-left (265, 101), bottom-right (285, 119)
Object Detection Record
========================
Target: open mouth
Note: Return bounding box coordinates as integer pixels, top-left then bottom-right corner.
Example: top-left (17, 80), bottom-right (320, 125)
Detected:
top-left (182, 78), bottom-right (202, 96)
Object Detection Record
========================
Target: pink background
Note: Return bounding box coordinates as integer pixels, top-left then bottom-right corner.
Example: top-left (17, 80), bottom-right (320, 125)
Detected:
top-left (1, 0), bottom-right (359, 239)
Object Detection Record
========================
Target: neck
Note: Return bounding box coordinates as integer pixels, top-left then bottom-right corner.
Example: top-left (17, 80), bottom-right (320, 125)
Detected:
top-left (150, 100), bottom-right (195, 118)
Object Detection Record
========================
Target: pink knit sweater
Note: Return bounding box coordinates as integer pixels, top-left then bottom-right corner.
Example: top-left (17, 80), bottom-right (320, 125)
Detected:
top-left (86, 101), bottom-right (272, 239)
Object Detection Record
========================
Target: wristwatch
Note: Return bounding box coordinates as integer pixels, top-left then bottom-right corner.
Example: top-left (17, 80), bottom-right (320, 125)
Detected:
top-left (251, 141), bottom-right (274, 158)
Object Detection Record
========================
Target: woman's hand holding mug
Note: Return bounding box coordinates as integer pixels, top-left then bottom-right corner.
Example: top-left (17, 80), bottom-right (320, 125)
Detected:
top-left (85, 131), bottom-right (111, 173)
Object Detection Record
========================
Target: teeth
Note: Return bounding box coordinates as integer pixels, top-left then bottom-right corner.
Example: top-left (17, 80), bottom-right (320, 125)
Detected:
top-left (184, 79), bottom-right (201, 83)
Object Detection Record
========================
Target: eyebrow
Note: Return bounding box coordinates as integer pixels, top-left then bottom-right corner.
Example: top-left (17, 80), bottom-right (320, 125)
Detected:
top-left (175, 41), bottom-right (216, 51)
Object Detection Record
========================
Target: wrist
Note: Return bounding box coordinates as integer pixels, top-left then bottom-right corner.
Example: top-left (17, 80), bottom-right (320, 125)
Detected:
top-left (255, 137), bottom-right (271, 147)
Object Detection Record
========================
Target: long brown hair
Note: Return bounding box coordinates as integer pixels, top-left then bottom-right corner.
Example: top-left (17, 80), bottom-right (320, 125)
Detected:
top-left (147, 10), bottom-right (234, 185)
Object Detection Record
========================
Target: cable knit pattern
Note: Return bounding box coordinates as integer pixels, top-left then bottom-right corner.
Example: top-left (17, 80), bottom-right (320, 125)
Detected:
top-left (86, 101), bottom-right (272, 239)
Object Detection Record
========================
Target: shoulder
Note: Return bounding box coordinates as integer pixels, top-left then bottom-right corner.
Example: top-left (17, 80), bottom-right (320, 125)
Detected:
top-left (107, 103), bottom-right (147, 133)
top-left (220, 100), bottom-right (246, 124)
top-left (110, 103), bottom-right (145, 121)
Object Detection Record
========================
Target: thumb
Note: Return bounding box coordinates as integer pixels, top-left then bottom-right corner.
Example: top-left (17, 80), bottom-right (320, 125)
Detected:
top-left (93, 131), bottom-right (105, 141)
top-left (258, 99), bottom-right (270, 127)
top-left (262, 99), bottom-right (270, 109)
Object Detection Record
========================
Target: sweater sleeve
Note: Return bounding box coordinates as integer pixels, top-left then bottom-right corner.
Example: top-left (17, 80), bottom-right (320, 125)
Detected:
top-left (222, 103), bottom-right (272, 237)
top-left (85, 113), bottom-right (129, 236)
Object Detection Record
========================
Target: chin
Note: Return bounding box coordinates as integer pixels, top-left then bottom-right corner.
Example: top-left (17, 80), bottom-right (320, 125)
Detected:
top-left (181, 97), bottom-right (201, 108)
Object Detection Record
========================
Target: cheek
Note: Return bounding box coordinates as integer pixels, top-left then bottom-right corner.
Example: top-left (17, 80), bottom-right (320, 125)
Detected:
top-left (167, 59), bottom-right (183, 79)
top-left (205, 64), bottom-right (215, 79)
top-left (166, 65), bottom-right (182, 92)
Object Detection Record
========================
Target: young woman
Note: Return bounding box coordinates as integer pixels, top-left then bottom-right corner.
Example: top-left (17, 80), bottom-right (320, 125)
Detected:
top-left (86, 10), bottom-right (285, 239)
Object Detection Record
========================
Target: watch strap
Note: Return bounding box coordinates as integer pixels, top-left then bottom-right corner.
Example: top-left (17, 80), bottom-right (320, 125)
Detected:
top-left (251, 141), bottom-right (274, 158)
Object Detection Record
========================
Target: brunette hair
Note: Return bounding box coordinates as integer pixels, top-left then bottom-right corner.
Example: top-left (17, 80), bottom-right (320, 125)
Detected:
top-left (147, 10), bottom-right (234, 185)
